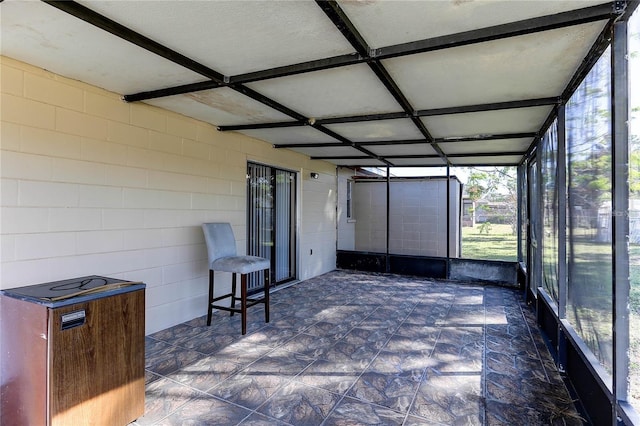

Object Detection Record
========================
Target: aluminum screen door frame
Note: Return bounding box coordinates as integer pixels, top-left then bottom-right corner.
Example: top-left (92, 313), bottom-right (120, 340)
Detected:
top-left (247, 162), bottom-right (297, 289)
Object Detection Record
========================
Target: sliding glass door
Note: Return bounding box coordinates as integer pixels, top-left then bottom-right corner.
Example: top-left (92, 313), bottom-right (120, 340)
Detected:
top-left (247, 162), bottom-right (297, 289)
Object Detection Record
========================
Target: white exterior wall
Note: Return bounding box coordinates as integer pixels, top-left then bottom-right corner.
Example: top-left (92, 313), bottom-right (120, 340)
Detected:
top-left (0, 57), bottom-right (337, 334)
top-left (337, 168), bottom-right (356, 251)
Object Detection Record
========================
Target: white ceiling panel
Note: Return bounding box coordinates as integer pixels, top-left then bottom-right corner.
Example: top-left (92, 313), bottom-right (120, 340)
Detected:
top-left (245, 65), bottom-right (402, 119)
top-left (145, 88), bottom-right (293, 127)
top-left (330, 158), bottom-right (387, 167)
top-left (287, 146), bottom-right (363, 158)
top-left (367, 144), bottom-right (438, 157)
top-left (423, 106), bottom-right (552, 138)
top-left (440, 138), bottom-right (533, 155)
top-left (383, 21), bottom-right (606, 109)
top-left (390, 158), bottom-right (447, 167)
top-left (77, 0), bottom-right (355, 76)
top-left (238, 127), bottom-right (337, 145)
top-left (450, 156), bottom-right (523, 166)
top-left (338, 0), bottom-right (609, 48)
top-left (324, 119), bottom-right (424, 142)
top-left (0, 0), bottom-right (202, 95)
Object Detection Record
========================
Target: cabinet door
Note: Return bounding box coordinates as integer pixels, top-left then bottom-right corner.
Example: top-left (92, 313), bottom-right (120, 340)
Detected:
top-left (49, 290), bottom-right (145, 426)
top-left (0, 296), bottom-right (48, 426)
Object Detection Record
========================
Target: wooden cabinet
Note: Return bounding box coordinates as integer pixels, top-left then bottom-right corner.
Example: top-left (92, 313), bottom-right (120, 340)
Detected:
top-left (1, 277), bottom-right (145, 426)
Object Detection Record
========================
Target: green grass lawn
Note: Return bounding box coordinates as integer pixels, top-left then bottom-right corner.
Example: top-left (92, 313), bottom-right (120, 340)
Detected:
top-left (461, 223), bottom-right (518, 262)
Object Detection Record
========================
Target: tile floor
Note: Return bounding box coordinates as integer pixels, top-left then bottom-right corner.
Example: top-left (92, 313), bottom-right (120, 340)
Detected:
top-left (132, 270), bottom-right (582, 425)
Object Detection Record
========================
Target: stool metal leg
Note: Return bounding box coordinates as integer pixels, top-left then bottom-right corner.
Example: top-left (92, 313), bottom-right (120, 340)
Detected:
top-left (241, 273), bottom-right (248, 335)
top-left (264, 269), bottom-right (270, 324)
top-left (230, 273), bottom-right (237, 317)
top-left (207, 270), bottom-right (214, 326)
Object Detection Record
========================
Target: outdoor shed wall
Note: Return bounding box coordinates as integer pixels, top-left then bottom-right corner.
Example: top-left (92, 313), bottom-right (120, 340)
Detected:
top-left (347, 177), bottom-right (461, 257)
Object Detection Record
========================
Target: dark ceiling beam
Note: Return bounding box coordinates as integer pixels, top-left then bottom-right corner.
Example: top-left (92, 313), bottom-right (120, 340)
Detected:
top-left (231, 85), bottom-right (307, 121)
top-left (315, 1), bottom-right (370, 57)
top-left (43, 1), bottom-right (226, 83)
top-left (315, 111), bottom-right (410, 125)
top-left (355, 139), bottom-right (427, 147)
top-left (273, 132), bottom-right (537, 149)
top-left (229, 53), bottom-right (364, 84)
top-left (375, 3), bottom-right (615, 60)
top-left (306, 152), bottom-right (522, 164)
top-left (415, 97), bottom-right (560, 117)
top-left (124, 80), bottom-right (223, 102)
top-left (444, 151), bottom-right (526, 158)
top-left (274, 142), bottom-right (346, 149)
top-left (316, 0), bottom-right (449, 166)
top-left (218, 121), bottom-right (307, 132)
top-left (436, 132), bottom-right (537, 143)
top-left (375, 151), bottom-right (525, 160)
top-left (310, 155), bottom-right (378, 160)
top-left (220, 97), bottom-right (558, 131)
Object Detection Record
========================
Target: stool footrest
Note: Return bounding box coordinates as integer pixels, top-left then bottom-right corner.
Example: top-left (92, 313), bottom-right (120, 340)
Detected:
top-left (210, 297), bottom-right (266, 314)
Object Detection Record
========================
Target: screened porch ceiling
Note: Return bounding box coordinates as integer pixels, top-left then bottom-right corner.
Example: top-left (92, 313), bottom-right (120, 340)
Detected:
top-left (1, 0), bottom-right (628, 168)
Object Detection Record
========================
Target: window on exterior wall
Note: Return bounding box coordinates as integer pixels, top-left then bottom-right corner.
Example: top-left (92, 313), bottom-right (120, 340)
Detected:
top-left (566, 46), bottom-right (613, 378)
top-left (346, 179), bottom-right (354, 220)
top-left (541, 121), bottom-right (559, 303)
top-left (628, 7), bottom-right (640, 412)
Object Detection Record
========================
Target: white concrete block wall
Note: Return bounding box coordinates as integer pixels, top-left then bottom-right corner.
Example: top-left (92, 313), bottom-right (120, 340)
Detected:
top-left (0, 57), bottom-right (337, 334)
top-left (299, 170), bottom-right (337, 280)
top-left (352, 178), bottom-right (461, 257)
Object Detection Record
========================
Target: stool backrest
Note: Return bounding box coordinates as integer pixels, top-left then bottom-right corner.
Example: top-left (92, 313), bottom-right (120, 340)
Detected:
top-left (202, 223), bottom-right (238, 264)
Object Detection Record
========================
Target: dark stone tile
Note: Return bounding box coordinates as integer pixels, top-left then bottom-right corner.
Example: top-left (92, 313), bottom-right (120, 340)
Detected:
top-left (279, 332), bottom-right (336, 359)
top-left (209, 370), bottom-right (284, 411)
top-left (322, 340), bottom-right (379, 369)
top-left (148, 323), bottom-right (198, 343)
top-left (178, 328), bottom-right (240, 355)
top-left (145, 344), bottom-right (206, 377)
top-left (369, 350), bottom-right (431, 381)
top-left (305, 320), bottom-right (352, 340)
top-left (160, 396), bottom-right (252, 425)
top-left (145, 336), bottom-right (171, 356)
top-left (144, 370), bottom-right (162, 385)
top-left (238, 412), bottom-right (292, 426)
top-left (257, 381), bottom-right (340, 424)
top-left (213, 339), bottom-right (273, 367)
top-left (403, 414), bottom-right (450, 426)
top-left (342, 326), bottom-right (392, 351)
top-left (348, 371), bottom-right (420, 413)
top-left (247, 348), bottom-right (314, 376)
top-left (242, 325), bottom-right (298, 348)
top-left (410, 373), bottom-right (482, 425)
top-left (295, 358), bottom-right (363, 395)
top-left (323, 396), bottom-right (406, 426)
top-left (268, 316), bottom-right (312, 333)
top-left (135, 377), bottom-right (202, 425)
top-left (393, 324), bottom-right (440, 342)
top-left (167, 355), bottom-right (243, 392)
